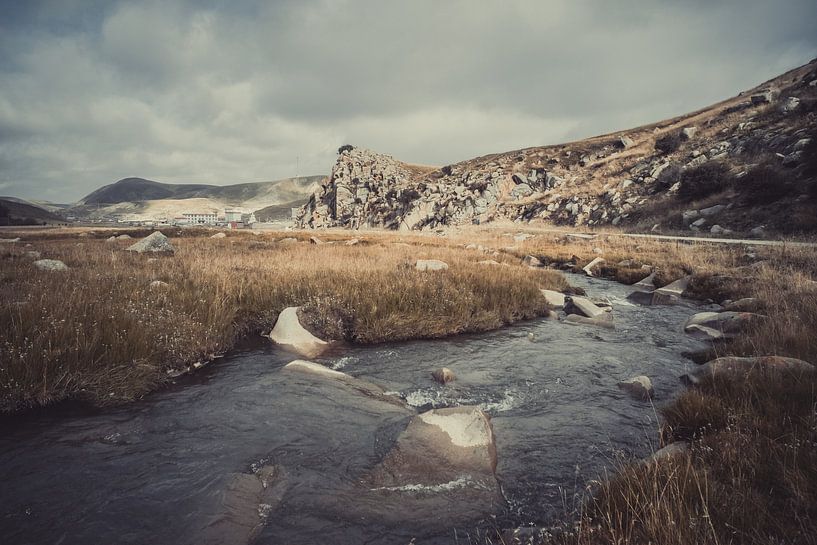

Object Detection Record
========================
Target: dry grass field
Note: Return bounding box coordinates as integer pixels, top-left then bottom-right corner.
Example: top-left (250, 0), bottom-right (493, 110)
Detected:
top-left (0, 227), bottom-right (567, 413)
top-left (3, 224), bottom-right (817, 544)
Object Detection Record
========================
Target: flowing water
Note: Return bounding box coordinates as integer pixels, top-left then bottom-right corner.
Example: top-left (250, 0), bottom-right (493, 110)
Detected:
top-left (0, 275), bottom-right (709, 544)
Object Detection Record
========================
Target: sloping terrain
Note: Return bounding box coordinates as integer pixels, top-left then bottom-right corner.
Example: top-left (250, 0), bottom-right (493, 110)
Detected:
top-left (0, 197), bottom-right (65, 225)
top-left (72, 175), bottom-right (325, 220)
top-left (298, 59), bottom-right (817, 236)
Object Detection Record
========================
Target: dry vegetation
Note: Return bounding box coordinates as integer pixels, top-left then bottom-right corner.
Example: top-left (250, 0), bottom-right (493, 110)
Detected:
top-left (0, 227), bottom-right (566, 413)
top-left (3, 224), bottom-right (817, 544)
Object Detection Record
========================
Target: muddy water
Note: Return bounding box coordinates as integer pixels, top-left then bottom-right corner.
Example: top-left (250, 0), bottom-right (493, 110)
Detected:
top-left (0, 275), bottom-right (708, 544)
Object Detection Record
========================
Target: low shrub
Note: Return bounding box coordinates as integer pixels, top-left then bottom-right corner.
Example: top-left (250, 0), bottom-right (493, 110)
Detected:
top-left (738, 162), bottom-right (794, 205)
top-left (677, 162), bottom-right (733, 201)
top-left (654, 131), bottom-right (683, 154)
top-left (337, 144), bottom-right (354, 154)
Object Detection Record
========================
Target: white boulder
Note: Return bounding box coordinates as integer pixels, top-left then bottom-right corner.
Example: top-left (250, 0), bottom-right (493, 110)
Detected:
top-left (33, 259), bottom-right (68, 272)
top-left (126, 231), bottom-right (175, 255)
top-left (415, 259), bottom-right (449, 271)
top-left (269, 307), bottom-right (328, 357)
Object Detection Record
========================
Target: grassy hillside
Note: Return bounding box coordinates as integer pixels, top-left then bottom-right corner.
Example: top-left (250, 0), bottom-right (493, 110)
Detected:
top-left (80, 175), bottom-right (325, 206)
top-left (0, 198), bottom-right (66, 225)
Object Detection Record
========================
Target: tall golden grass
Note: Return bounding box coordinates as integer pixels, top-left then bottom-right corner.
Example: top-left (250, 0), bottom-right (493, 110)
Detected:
top-left (0, 229), bottom-right (567, 412)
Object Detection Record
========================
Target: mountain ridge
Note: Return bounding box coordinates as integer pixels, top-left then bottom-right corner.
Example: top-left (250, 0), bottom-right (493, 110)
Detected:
top-left (297, 59), bottom-right (817, 236)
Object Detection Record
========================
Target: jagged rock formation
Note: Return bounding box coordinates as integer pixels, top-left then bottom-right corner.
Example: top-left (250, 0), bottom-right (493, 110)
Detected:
top-left (296, 60), bottom-right (817, 235)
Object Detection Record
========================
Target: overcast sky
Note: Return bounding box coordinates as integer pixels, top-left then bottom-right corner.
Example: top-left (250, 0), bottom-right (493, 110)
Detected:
top-left (1, 0), bottom-right (815, 202)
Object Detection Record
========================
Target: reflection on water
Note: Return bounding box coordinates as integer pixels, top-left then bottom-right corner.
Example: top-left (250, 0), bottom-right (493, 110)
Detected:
top-left (0, 274), bottom-right (708, 544)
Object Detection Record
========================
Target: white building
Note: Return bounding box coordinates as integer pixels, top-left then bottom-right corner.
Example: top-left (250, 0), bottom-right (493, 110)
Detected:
top-left (182, 212), bottom-right (218, 224)
top-left (224, 210), bottom-right (243, 223)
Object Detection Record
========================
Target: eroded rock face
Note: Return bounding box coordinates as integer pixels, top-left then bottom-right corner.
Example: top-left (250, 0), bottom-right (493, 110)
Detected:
top-left (680, 356), bottom-right (814, 385)
top-left (126, 231), bottom-right (175, 255)
top-left (365, 406), bottom-right (499, 491)
top-left (268, 308), bottom-right (328, 357)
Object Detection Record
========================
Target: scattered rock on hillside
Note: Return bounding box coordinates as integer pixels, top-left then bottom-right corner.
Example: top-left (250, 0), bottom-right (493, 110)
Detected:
top-left (0, 237), bottom-right (21, 243)
top-left (268, 307), bottom-right (329, 357)
top-left (478, 259), bottom-right (501, 266)
top-left (345, 238), bottom-right (360, 246)
top-left (117, 234), bottom-right (131, 240)
top-left (211, 232), bottom-right (226, 239)
top-left (431, 367), bottom-right (456, 384)
top-left (33, 259), bottom-right (68, 272)
top-left (309, 236), bottom-right (324, 244)
top-left (617, 376), bottom-right (654, 400)
top-left (681, 356), bottom-right (814, 386)
top-left (126, 231), bottom-right (175, 255)
top-left (522, 255), bottom-right (543, 268)
top-left (415, 259), bottom-right (448, 271)
top-left (277, 237), bottom-right (298, 244)
top-left (105, 236), bottom-right (117, 243)
top-left (149, 280), bottom-right (169, 290)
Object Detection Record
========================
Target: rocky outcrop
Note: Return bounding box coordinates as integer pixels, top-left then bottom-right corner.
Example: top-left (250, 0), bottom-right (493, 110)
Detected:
top-left (296, 147), bottom-right (424, 229)
top-left (294, 61), bottom-right (817, 235)
top-left (126, 231), bottom-right (175, 255)
top-left (268, 308), bottom-right (328, 357)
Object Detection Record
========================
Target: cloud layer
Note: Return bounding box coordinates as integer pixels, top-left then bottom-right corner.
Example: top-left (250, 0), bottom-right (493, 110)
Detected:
top-left (1, 0), bottom-right (815, 202)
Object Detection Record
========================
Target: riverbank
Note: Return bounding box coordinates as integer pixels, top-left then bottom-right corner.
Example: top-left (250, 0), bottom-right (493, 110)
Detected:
top-left (453, 229), bottom-right (817, 544)
top-left (0, 228), bottom-right (568, 413)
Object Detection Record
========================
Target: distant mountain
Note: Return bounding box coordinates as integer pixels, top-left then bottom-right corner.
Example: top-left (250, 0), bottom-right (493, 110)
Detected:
top-left (79, 176), bottom-right (325, 207)
top-left (0, 197), bottom-right (66, 225)
top-left (253, 198), bottom-right (311, 222)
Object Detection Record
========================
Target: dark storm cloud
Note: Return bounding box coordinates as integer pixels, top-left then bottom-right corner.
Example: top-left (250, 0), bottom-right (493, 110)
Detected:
top-left (0, 0), bottom-right (815, 201)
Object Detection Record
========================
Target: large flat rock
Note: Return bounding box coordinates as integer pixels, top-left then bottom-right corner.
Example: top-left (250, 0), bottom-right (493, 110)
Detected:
top-left (366, 406), bottom-right (499, 489)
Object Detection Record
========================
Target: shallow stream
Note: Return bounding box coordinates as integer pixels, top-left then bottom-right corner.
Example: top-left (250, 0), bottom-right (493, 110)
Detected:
top-left (0, 275), bottom-right (708, 544)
